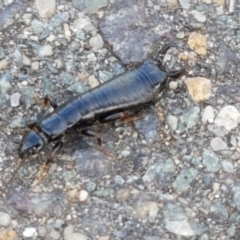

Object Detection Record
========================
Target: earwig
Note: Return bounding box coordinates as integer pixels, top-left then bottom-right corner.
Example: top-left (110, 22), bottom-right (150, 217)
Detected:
top-left (2, 43), bottom-right (184, 194)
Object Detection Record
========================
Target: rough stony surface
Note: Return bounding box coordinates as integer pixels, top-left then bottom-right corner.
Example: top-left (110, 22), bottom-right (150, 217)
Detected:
top-left (0, 0), bottom-right (240, 239)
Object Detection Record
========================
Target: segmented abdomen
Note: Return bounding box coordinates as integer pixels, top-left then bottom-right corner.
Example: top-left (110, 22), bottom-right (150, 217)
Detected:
top-left (38, 62), bottom-right (167, 138)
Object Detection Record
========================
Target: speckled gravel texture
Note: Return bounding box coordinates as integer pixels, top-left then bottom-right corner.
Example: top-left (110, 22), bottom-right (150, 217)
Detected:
top-left (0, 0), bottom-right (240, 239)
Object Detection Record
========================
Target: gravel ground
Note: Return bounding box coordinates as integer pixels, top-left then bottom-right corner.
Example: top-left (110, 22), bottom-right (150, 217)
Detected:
top-left (0, 0), bottom-right (239, 239)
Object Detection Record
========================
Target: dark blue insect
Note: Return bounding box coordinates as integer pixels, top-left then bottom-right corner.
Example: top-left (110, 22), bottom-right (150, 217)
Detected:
top-left (19, 43), bottom-right (184, 159)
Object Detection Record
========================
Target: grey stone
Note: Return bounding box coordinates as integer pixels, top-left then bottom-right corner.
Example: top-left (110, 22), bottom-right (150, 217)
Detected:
top-left (99, 71), bottom-right (113, 82)
top-left (180, 106), bottom-right (200, 130)
top-left (93, 189), bottom-right (113, 198)
top-left (73, 0), bottom-right (109, 12)
top-left (190, 10), bottom-right (207, 23)
top-left (222, 161), bottom-right (234, 173)
top-left (165, 220), bottom-right (193, 236)
top-left (166, 115), bottom-right (178, 131)
top-left (35, 0), bottom-right (56, 18)
top-left (60, 72), bottom-right (75, 85)
top-left (114, 175), bottom-right (125, 185)
top-left (143, 158), bottom-right (175, 183)
top-left (67, 82), bottom-right (87, 94)
top-left (210, 137), bottom-right (227, 151)
top-left (64, 225), bottom-right (90, 240)
top-left (85, 181), bottom-right (97, 192)
top-left (232, 184), bottom-right (240, 211)
top-left (0, 212), bottom-right (11, 226)
top-left (9, 117), bottom-right (25, 128)
top-left (199, 234), bottom-right (209, 240)
top-left (66, 58), bottom-right (75, 73)
top-left (202, 149), bottom-right (221, 172)
top-left (42, 74), bottom-right (53, 96)
top-left (172, 168), bottom-right (198, 194)
top-left (210, 201), bottom-right (229, 222)
top-left (29, 19), bottom-right (44, 35)
top-left (134, 108), bottom-right (159, 145)
top-left (207, 124), bottom-right (228, 137)
top-left (163, 203), bottom-right (187, 221)
top-left (38, 45), bottom-right (53, 57)
top-left (49, 230), bottom-right (61, 240)
top-left (49, 12), bottom-right (70, 29)
top-left (0, 72), bottom-right (11, 94)
top-left (54, 219), bottom-right (65, 229)
top-left (75, 29), bottom-right (85, 40)
top-left (178, 0), bottom-right (190, 9)
top-left (0, 47), bottom-right (5, 59)
top-left (13, 48), bottom-right (22, 62)
top-left (99, 0), bottom-right (170, 64)
top-left (44, 61), bottom-right (59, 74)
top-left (38, 226), bottom-right (47, 237)
top-left (227, 225), bottom-right (236, 237)
top-left (89, 34), bottom-right (104, 52)
top-left (215, 105), bottom-right (240, 131)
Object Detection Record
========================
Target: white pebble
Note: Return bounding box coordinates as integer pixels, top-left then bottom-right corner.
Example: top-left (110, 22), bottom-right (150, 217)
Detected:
top-left (10, 92), bottom-right (21, 107)
top-left (78, 189), bottom-right (89, 202)
top-left (38, 45), bottom-right (53, 57)
top-left (0, 212), bottom-right (11, 226)
top-left (215, 105), bottom-right (240, 131)
top-left (89, 34), bottom-right (104, 52)
top-left (23, 227), bottom-right (37, 238)
top-left (202, 105), bottom-right (215, 124)
top-left (46, 34), bottom-right (56, 42)
top-left (64, 23), bottom-right (71, 41)
top-left (169, 81), bottom-right (178, 90)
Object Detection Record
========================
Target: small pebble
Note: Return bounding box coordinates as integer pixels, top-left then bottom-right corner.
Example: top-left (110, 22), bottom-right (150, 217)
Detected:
top-left (88, 75), bottom-right (99, 88)
top-left (190, 10), bottom-right (207, 22)
top-left (49, 230), bottom-right (61, 240)
top-left (38, 226), bottom-right (47, 237)
top-left (202, 105), bottom-right (215, 124)
top-left (10, 92), bottom-right (21, 107)
top-left (38, 45), bottom-right (53, 57)
top-left (89, 34), bottom-right (104, 52)
top-left (215, 105), bottom-right (240, 131)
top-left (0, 59), bottom-right (8, 70)
top-left (22, 55), bottom-right (31, 65)
top-left (46, 34), bottom-right (56, 42)
top-left (78, 189), bottom-right (89, 202)
top-left (64, 23), bottom-right (71, 41)
top-left (211, 137), bottom-right (227, 151)
top-left (169, 81), bottom-right (178, 90)
top-left (32, 61), bottom-right (39, 71)
top-left (23, 227), bottom-right (37, 238)
top-left (0, 212), bottom-right (11, 227)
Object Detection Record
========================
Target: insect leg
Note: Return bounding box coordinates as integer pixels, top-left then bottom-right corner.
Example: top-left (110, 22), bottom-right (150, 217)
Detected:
top-left (81, 129), bottom-right (102, 146)
top-left (167, 67), bottom-right (185, 77)
top-left (32, 141), bottom-right (63, 187)
top-left (34, 95), bottom-right (58, 109)
top-left (99, 112), bottom-right (143, 123)
top-left (99, 112), bottom-right (124, 123)
top-left (81, 129), bottom-right (113, 158)
top-left (43, 95), bottom-right (58, 109)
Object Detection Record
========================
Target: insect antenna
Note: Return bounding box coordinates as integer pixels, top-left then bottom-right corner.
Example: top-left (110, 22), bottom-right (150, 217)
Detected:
top-left (0, 157), bottom-right (26, 197)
